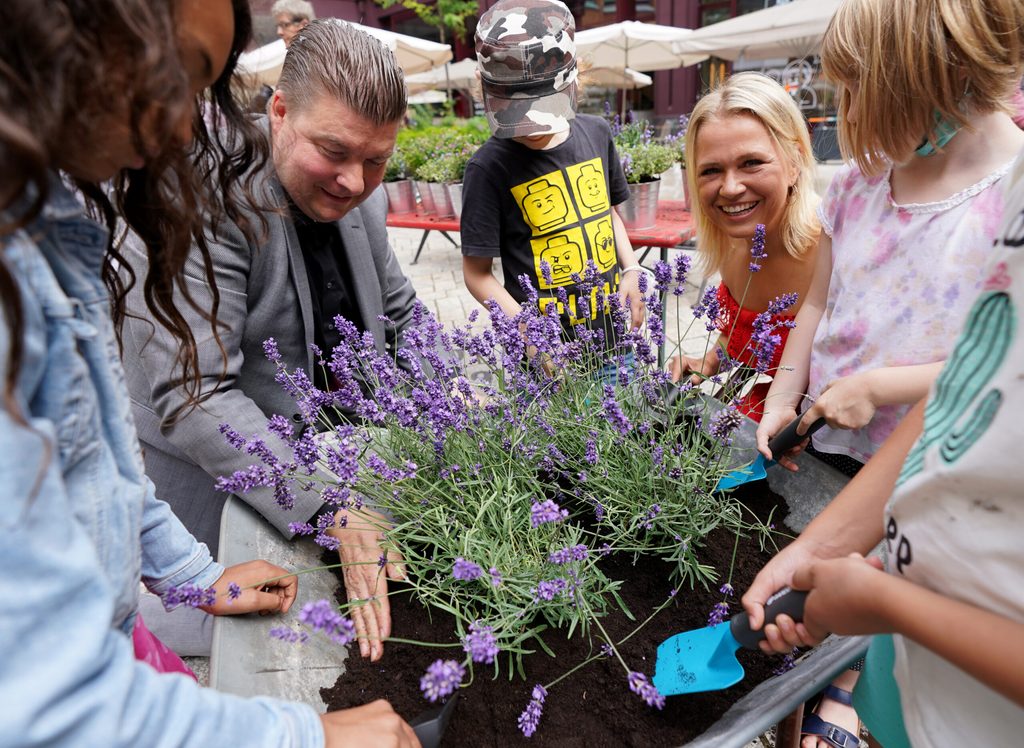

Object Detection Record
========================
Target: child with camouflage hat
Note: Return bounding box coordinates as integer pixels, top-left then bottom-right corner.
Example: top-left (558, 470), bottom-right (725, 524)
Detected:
top-left (460, 0), bottom-right (645, 363)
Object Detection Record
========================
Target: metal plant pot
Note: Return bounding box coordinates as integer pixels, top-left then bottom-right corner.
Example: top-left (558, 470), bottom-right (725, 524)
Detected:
top-left (429, 182), bottom-right (455, 218)
top-left (447, 183), bottom-right (463, 218)
top-left (383, 180), bottom-right (417, 215)
top-left (619, 178), bottom-right (661, 230)
top-left (414, 180), bottom-right (436, 215)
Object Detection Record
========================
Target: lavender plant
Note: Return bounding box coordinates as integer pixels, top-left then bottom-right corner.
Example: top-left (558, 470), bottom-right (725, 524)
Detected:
top-left (217, 228), bottom-right (796, 734)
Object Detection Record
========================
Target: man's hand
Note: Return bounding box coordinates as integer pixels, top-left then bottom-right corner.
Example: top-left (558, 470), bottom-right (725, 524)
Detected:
top-left (618, 269), bottom-right (646, 330)
top-left (328, 508), bottom-right (405, 662)
top-left (202, 560), bottom-right (297, 616)
top-left (321, 700), bottom-right (420, 748)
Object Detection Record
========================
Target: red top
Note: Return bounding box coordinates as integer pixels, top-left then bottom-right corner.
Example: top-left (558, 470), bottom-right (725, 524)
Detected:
top-left (716, 283), bottom-right (795, 422)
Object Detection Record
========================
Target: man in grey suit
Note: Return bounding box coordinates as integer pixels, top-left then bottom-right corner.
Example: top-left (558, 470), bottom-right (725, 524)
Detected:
top-left (123, 20), bottom-right (411, 662)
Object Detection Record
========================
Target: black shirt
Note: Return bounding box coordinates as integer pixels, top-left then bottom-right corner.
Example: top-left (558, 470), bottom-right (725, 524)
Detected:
top-left (460, 114), bottom-right (630, 346)
top-left (290, 204), bottom-right (364, 391)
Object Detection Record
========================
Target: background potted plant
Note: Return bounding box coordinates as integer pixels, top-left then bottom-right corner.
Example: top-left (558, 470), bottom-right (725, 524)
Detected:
top-left (610, 111), bottom-right (677, 230)
top-left (382, 144), bottom-right (417, 215)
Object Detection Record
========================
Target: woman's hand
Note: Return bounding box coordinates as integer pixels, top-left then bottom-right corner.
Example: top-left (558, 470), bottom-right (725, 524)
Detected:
top-left (666, 352), bottom-right (720, 386)
top-left (203, 560), bottom-right (297, 616)
top-left (328, 508), bottom-right (405, 662)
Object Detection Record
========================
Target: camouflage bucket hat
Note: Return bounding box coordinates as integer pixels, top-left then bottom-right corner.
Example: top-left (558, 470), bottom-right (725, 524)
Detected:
top-left (475, 0), bottom-right (579, 138)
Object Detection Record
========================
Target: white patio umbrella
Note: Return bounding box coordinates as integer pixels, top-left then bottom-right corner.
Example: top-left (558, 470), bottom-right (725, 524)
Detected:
top-left (407, 89), bottom-right (449, 104)
top-left (404, 58), bottom-right (479, 95)
top-left (354, 22), bottom-right (453, 74)
top-left (671, 0), bottom-right (841, 65)
top-left (236, 21), bottom-right (452, 88)
top-left (581, 67), bottom-right (654, 91)
top-left (236, 38), bottom-right (286, 88)
top-left (575, 21), bottom-right (693, 73)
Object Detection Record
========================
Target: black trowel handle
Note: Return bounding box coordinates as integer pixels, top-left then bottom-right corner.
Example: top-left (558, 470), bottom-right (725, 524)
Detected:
top-left (729, 587), bottom-right (809, 650)
top-left (767, 413), bottom-right (826, 459)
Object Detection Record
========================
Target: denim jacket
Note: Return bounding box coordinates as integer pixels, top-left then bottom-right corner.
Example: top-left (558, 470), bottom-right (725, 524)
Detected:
top-left (0, 180), bottom-right (323, 747)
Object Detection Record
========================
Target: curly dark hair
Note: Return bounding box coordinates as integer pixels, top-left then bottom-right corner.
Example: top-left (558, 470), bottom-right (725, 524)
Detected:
top-left (1, 0), bottom-right (269, 426)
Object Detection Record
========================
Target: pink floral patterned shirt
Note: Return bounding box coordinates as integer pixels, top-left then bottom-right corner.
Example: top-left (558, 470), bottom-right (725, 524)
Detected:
top-left (808, 159), bottom-right (1014, 462)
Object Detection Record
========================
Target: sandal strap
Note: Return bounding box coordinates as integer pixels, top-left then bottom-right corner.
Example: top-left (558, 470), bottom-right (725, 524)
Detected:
top-left (821, 684), bottom-right (855, 707)
top-left (801, 713), bottom-right (862, 748)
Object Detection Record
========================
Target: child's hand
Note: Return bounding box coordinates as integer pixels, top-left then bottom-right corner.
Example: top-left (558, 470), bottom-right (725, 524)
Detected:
top-left (755, 406), bottom-right (802, 469)
top-left (792, 553), bottom-right (891, 641)
top-left (802, 372), bottom-right (878, 431)
top-left (618, 271), bottom-right (646, 330)
top-left (202, 560), bottom-right (298, 616)
top-left (742, 540), bottom-right (824, 654)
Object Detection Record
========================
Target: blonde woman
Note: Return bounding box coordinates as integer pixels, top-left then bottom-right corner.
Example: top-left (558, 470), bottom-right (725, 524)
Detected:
top-left (669, 71), bottom-right (820, 422)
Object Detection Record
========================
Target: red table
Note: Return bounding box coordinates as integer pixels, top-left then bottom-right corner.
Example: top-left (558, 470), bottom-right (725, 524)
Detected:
top-left (386, 200), bottom-right (695, 266)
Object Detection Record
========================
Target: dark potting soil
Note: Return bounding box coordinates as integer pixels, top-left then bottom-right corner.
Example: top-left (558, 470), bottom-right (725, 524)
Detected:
top-left (321, 482), bottom-right (793, 747)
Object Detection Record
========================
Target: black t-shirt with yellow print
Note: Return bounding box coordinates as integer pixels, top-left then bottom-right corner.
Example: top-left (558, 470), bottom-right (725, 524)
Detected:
top-left (461, 114), bottom-right (630, 339)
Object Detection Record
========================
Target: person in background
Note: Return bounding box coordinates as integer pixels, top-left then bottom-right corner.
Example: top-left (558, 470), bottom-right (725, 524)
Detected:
top-left (667, 71), bottom-right (820, 421)
top-left (122, 19), bottom-right (422, 665)
top-left (751, 0), bottom-right (1024, 745)
top-left (460, 0), bottom-right (645, 378)
top-left (0, 0), bottom-right (416, 744)
top-left (273, 0), bottom-right (315, 47)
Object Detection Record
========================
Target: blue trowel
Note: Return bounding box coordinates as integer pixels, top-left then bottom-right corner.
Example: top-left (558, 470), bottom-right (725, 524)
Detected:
top-left (715, 412), bottom-right (826, 491)
top-left (652, 587), bottom-right (808, 696)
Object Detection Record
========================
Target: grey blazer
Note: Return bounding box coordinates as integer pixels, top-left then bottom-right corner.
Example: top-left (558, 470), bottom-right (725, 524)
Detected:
top-left (122, 169), bottom-right (420, 555)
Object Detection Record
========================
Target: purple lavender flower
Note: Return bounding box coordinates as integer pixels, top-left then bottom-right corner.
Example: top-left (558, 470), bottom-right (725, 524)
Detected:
top-left (227, 582), bottom-right (242, 601)
top-left (641, 504), bottom-right (662, 531)
top-left (269, 626), bottom-right (309, 644)
top-left (773, 648), bottom-right (799, 676)
top-left (600, 643), bottom-right (614, 657)
top-left (584, 438), bottom-right (599, 465)
top-left (462, 621), bottom-right (500, 664)
top-left (628, 672), bottom-right (666, 709)
top-left (532, 578), bottom-right (569, 602)
top-left (539, 260), bottom-right (554, 286)
top-left (601, 386), bottom-right (631, 436)
top-left (297, 599), bottom-right (356, 645)
top-left (652, 260), bottom-right (673, 294)
top-left (719, 583), bottom-right (734, 597)
top-left (420, 659), bottom-right (465, 703)
top-left (709, 405), bottom-right (744, 444)
top-left (488, 567), bottom-right (503, 587)
top-left (692, 285), bottom-right (724, 333)
top-left (518, 685), bottom-right (547, 737)
top-left (673, 253), bottom-right (691, 294)
top-left (707, 601), bottom-right (731, 626)
top-left (749, 223), bottom-right (767, 272)
top-left (452, 557), bottom-right (483, 581)
top-left (548, 544), bottom-right (589, 565)
top-left (162, 583), bottom-right (216, 610)
top-left (530, 499), bottom-right (568, 528)
top-left (262, 337), bottom-right (282, 363)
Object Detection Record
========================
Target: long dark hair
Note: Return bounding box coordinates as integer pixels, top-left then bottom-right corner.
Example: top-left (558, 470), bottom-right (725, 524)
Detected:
top-left (1, 0), bottom-right (268, 426)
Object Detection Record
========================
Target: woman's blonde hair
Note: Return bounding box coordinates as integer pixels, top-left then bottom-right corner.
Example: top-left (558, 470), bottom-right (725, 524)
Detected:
top-left (822, 0), bottom-right (1024, 175)
top-left (685, 72), bottom-right (819, 276)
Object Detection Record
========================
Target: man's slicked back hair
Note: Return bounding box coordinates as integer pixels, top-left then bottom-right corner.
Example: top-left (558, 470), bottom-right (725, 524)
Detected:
top-left (276, 19), bottom-right (407, 125)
